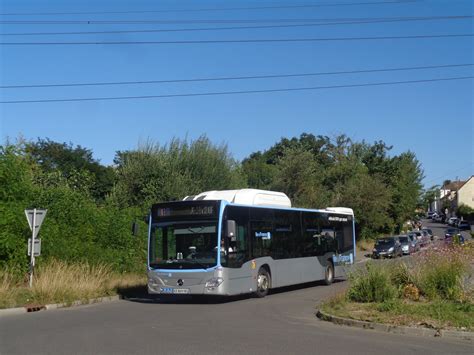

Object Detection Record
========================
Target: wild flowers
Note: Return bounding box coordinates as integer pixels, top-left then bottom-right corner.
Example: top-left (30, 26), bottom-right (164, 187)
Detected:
top-left (348, 243), bottom-right (473, 303)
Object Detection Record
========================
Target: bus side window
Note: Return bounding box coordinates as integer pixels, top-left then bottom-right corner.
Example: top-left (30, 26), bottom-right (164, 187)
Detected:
top-left (250, 208), bottom-right (274, 258)
top-left (302, 212), bottom-right (324, 256)
top-left (273, 210), bottom-right (300, 259)
top-left (335, 229), bottom-right (344, 253)
top-left (223, 206), bottom-right (250, 268)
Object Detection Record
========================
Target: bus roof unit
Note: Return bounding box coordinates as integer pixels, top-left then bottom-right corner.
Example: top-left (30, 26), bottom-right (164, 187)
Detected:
top-left (325, 207), bottom-right (354, 215)
top-left (184, 189), bottom-right (292, 208)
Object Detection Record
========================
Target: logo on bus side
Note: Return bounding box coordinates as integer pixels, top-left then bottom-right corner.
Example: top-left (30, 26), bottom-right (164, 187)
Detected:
top-left (255, 232), bottom-right (272, 240)
top-left (251, 260), bottom-right (256, 270)
top-left (333, 253), bottom-right (353, 265)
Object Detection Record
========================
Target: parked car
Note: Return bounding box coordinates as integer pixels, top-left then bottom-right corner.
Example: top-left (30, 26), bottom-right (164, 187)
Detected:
top-left (444, 227), bottom-right (464, 244)
top-left (448, 217), bottom-right (459, 226)
top-left (408, 234), bottom-right (420, 252)
top-left (421, 230), bottom-right (431, 246)
top-left (458, 220), bottom-right (471, 231)
top-left (422, 228), bottom-right (434, 240)
top-left (372, 236), bottom-right (403, 259)
top-left (399, 235), bottom-right (415, 255)
top-left (434, 214), bottom-right (445, 223)
top-left (408, 230), bottom-right (425, 247)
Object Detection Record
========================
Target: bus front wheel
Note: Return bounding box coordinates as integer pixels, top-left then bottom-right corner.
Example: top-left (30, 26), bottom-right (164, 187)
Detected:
top-left (255, 268), bottom-right (271, 298)
top-left (324, 261), bottom-right (334, 285)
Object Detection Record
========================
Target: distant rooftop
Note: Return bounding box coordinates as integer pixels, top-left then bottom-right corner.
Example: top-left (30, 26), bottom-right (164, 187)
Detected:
top-left (442, 179), bottom-right (469, 191)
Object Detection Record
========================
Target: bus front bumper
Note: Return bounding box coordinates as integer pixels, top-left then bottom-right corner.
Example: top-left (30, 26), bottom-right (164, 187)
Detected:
top-left (147, 270), bottom-right (228, 296)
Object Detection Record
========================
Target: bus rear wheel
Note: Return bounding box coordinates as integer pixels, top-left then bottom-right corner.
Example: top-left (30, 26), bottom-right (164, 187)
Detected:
top-left (324, 261), bottom-right (334, 285)
top-left (255, 268), bottom-right (271, 298)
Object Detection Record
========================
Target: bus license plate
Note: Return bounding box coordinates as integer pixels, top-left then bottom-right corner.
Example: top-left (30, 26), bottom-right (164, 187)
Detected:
top-left (173, 288), bottom-right (190, 294)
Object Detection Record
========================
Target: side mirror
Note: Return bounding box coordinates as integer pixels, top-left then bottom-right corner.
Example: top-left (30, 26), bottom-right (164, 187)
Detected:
top-left (131, 222), bottom-right (139, 236)
top-left (226, 220), bottom-right (236, 239)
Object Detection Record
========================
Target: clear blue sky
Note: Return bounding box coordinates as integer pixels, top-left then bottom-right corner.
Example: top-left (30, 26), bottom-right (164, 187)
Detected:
top-left (1, 0), bottom-right (473, 188)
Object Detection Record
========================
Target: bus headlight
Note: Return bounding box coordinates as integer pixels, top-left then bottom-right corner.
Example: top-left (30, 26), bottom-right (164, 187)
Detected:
top-left (205, 277), bottom-right (224, 289)
top-left (148, 277), bottom-right (159, 287)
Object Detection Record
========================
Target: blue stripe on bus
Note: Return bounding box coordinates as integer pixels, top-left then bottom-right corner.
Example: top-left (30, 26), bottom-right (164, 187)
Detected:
top-left (147, 212), bottom-right (152, 271)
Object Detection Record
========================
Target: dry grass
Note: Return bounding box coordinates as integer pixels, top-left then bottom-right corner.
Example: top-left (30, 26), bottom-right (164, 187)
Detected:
top-left (0, 268), bottom-right (14, 293)
top-left (0, 260), bottom-right (146, 309)
top-left (31, 260), bottom-right (114, 305)
top-left (356, 239), bottom-right (374, 254)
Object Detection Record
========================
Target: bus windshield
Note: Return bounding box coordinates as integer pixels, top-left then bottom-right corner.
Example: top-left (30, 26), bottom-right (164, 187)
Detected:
top-left (149, 222), bottom-right (218, 270)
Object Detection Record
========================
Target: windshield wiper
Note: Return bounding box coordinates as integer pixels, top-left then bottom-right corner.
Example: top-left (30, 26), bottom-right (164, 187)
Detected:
top-left (153, 259), bottom-right (210, 270)
top-left (182, 259), bottom-right (209, 270)
top-left (187, 226), bottom-right (205, 234)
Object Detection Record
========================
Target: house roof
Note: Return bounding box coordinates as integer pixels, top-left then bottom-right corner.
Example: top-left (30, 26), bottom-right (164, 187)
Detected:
top-left (443, 179), bottom-right (469, 191)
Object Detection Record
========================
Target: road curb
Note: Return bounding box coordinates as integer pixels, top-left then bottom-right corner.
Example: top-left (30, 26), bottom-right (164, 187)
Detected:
top-left (0, 295), bottom-right (121, 317)
top-left (316, 309), bottom-right (473, 341)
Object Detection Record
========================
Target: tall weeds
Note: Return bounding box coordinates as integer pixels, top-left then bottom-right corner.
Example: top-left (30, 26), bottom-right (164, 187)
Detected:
top-left (0, 259), bottom-right (145, 308)
top-left (414, 246), bottom-right (472, 301)
top-left (31, 260), bottom-right (113, 304)
top-left (347, 244), bottom-right (473, 304)
top-left (347, 262), bottom-right (397, 302)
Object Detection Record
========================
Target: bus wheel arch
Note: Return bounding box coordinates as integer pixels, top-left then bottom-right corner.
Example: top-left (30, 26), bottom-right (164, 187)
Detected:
top-left (324, 259), bottom-right (334, 285)
top-left (255, 265), bottom-right (271, 298)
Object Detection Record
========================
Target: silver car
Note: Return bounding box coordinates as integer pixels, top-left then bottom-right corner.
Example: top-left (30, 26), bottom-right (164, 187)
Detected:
top-left (407, 232), bottom-right (421, 252)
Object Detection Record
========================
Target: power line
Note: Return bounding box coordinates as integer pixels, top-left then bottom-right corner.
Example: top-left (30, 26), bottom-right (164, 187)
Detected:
top-left (0, 16), bottom-right (447, 25)
top-left (0, 1), bottom-right (418, 16)
top-left (423, 166), bottom-right (474, 186)
top-left (1, 76), bottom-right (472, 104)
top-left (2, 63), bottom-right (472, 89)
top-left (2, 34), bottom-right (472, 45)
top-left (3, 15), bottom-right (472, 37)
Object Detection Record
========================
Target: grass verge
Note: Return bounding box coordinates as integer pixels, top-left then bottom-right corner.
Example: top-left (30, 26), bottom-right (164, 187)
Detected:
top-left (322, 243), bottom-right (474, 331)
top-left (321, 299), bottom-right (474, 331)
top-left (0, 260), bottom-right (146, 309)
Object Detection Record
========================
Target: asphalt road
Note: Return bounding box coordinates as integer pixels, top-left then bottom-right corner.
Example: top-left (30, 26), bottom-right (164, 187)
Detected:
top-left (1, 219), bottom-right (472, 355)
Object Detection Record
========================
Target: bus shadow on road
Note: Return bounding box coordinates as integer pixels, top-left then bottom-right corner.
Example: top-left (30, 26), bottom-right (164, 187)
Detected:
top-left (269, 279), bottom-right (345, 296)
top-left (117, 279), bottom-right (345, 305)
top-left (118, 285), bottom-right (251, 304)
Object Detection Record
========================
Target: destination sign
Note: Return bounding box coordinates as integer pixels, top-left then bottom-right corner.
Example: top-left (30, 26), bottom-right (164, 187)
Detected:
top-left (328, 216), bottom-right (349, 222)
top-left (156, 205), bottom-right (216, 218)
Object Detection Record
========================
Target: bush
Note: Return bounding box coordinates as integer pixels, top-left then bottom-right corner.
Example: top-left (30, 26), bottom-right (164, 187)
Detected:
top-left (417, 246), bottom-right (472, 301)
top-left (421, 262), bottom-right (465, 301)
top-left (347, 262), bottom-right (397, 302)
top-left (0, 153), bottom-right (147, 275)
top-left (390, 246), bottom-right (472, 302)
top-left (390, 262), bottom-right (416, 289)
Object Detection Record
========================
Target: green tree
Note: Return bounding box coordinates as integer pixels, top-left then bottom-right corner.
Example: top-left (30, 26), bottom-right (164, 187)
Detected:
top-left (422, 185), bottom-right (440, 210)
top-left (388, 152), bottom-right (423, 232)
top-left (25, 138), bottom-right (115, 201)
top-left (272, 147), bottom-right (330, 208)
top-left (0, 142), bottom-right (146, 274)
top-left (336, 173), bottom-right (392, 239)
top-left (457, 204), bottom-right (474, 220)
top-left (113, 136), bottom-right (246, 208)
top-left (0, 145), bottom-right (35, 272)
top-left (241, 152), bottom-right (277, 189)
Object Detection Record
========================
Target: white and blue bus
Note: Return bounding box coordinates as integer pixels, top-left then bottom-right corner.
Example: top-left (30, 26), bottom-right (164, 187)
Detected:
top-left (147, 189), bottom-right (355, 297)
